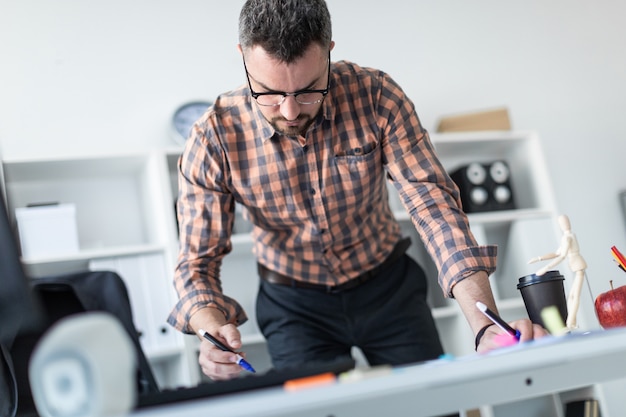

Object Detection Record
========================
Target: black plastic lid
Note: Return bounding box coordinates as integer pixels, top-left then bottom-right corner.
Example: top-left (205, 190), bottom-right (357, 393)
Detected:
top-left (517, 270), bottom-right (564, 289)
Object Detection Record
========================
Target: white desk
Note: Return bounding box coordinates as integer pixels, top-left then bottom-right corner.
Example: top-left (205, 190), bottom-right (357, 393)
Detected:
top-left (133, 328), bottom-right (626, 417)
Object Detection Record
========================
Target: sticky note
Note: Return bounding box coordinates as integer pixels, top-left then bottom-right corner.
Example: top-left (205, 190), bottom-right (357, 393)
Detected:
top-left (541, 306), bottom-right (568, 336)
top-left (283, 372), bottom-right (336, 392)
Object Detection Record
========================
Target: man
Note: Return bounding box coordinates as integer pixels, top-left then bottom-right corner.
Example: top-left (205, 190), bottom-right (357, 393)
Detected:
top-left (168, 0), bottom-right (546, 381)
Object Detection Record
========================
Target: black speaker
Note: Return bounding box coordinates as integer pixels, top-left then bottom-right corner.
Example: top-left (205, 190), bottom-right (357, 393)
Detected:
top-left (450, 161), bottom-right (516, 213)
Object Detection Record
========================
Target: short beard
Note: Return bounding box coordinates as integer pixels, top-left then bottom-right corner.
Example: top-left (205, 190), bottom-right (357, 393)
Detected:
top-left (269, 114), bottom-right (315, 137)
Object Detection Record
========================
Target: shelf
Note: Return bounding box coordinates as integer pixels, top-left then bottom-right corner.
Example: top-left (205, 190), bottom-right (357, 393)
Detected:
top-left (467, 208), bottom-right (553, 225)
top-left (2, 153), bottom-right (151, 180)
top-left (495, 297), bottom-right (526, 311)
top-left (242, 333), bottom-right (267, 346)
top-left (432, 305), bottom-right (459, 320)
top-left (393, 208), bottom-right (553, 225)
top-left (146, 347), bottom-right (188, 363)
top-left (2, 153), bottom-right (173, 254)
top-left (22, 243), bottom-right (167, 265)
top-left (22, 244), bottom-right (167, 278)
top-left (430, 130), bottom-right (556, 212)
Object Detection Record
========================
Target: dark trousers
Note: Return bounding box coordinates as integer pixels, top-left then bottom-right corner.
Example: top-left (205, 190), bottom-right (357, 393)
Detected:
top-left (256, 254), bottom-right (445, 369)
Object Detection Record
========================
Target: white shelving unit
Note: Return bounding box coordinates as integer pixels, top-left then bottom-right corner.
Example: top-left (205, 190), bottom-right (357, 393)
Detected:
top-left (0, 130), bottom-right (614, 415)
top-left (1, 151), bottom-right (195, 388)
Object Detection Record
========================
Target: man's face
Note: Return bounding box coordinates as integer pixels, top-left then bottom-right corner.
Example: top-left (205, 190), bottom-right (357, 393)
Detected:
top-left (241, 43), bottom-right (331, 137)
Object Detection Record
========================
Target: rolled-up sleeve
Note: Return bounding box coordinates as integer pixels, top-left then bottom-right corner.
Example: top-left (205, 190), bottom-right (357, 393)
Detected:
top-left (167, 120), bottom-right (247, 334)
top-left (378, 72), bottom-right (497, 297)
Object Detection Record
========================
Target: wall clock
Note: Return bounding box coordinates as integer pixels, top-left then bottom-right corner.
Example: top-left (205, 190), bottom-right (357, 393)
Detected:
top-left (171, 101), bottom-right (212, 146)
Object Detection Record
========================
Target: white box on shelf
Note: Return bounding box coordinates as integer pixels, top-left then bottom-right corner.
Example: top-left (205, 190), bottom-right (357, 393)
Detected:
top-left (15, 203), bottom-right (79, 259)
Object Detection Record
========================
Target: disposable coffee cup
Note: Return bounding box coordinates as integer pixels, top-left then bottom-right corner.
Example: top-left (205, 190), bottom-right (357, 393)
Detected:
top-left (517, 270), bottom-right (568, 329)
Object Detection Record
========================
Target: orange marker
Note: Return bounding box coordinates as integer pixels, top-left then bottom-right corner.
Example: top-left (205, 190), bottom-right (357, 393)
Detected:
top-left (283, 372), bottom-right (336, 392)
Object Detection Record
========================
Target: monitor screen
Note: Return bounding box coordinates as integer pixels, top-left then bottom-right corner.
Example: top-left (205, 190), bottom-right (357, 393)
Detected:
top-left (0, 184), bottom-right (42, 345)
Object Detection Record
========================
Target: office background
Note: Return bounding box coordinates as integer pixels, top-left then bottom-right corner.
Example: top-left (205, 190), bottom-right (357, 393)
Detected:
top-left (2, 1), bottom-right (625, 331)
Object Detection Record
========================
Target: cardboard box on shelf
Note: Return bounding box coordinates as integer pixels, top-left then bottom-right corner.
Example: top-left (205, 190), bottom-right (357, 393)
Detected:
top-left (436, 107), bottom-right (511, 133)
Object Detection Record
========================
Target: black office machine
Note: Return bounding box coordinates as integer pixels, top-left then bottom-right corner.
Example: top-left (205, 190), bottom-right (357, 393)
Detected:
top-left (450, 160), bottom-right (516, 213)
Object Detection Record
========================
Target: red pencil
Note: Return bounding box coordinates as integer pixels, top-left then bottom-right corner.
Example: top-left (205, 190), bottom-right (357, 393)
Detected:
top-left (610, 246), bottom-right (626, 270)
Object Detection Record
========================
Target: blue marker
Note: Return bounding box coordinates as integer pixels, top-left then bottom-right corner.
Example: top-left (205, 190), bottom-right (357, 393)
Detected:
top-left (476, 301), bottom-right (521, 341)
top-left (198, 329), bottom-right (256, 373)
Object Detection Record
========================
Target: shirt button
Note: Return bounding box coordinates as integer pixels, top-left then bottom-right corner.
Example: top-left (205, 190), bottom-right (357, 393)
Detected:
top-left (310, 188), bottom-right (316, 195)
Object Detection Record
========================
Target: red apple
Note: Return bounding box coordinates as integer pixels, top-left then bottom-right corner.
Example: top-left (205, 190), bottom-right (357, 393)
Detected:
top-left (595, 280), bottom-right (626, 328)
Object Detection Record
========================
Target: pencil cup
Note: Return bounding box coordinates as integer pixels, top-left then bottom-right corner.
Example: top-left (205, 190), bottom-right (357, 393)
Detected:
top-left (517, 270), bottom-right (568, 329)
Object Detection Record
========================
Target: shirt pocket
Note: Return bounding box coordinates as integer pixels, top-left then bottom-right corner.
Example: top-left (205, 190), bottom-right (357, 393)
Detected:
top-left (333, 139), bottom-right (383, 207)
top-left (335, 140), bottom-right (377, 158)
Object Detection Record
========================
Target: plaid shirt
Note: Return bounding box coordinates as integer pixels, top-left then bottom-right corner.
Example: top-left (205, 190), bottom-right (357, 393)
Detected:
top-left (168, 60), bottom-right (496, 333)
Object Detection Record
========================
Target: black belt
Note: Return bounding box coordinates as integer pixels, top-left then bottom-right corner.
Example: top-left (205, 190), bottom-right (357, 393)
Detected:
top-left (257, 237), bottom-right (411, 293)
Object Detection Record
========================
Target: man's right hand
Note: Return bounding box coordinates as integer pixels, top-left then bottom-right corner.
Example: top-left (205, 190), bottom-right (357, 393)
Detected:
top-left (190, 308), bottom-right (247, 380)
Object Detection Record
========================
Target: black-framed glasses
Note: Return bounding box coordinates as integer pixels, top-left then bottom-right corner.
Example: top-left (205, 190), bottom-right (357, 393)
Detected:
top-left (243, 52), bottom-right (331, 107)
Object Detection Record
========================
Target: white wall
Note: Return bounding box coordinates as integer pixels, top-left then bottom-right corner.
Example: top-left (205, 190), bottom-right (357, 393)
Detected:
top-left (2, 0), bottom-right (626, 320)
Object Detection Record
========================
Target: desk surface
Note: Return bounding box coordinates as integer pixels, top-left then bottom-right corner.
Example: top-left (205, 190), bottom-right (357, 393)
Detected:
top-left (133, 328), bottom-right (626, 417)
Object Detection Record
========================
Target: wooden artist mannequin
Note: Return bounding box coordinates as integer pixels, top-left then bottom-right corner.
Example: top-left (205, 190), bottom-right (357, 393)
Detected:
top-left (528, 214), bottom-right (587, 329)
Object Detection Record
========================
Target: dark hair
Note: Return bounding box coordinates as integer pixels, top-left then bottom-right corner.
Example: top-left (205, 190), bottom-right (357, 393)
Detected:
top-left (239, 0), bottom-right (332, 62)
